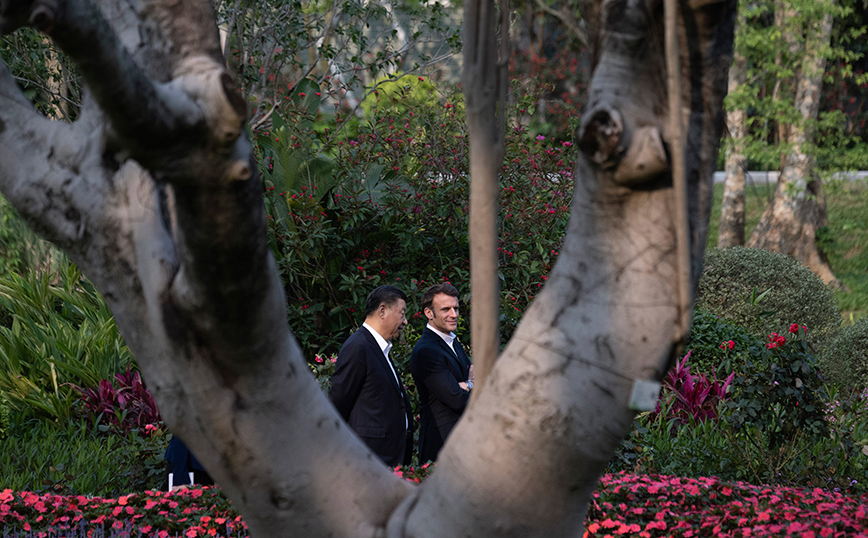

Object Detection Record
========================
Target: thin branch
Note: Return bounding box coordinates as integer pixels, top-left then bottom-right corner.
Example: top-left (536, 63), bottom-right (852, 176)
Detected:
top-left (532, 0), bottom-right (586, 45)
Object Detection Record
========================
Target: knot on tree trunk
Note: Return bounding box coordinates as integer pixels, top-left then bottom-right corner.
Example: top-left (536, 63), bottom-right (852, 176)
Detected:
top-left (578, 106), bottom-right (669, 186)
top-left (169, 56), bottom-right (246, 148)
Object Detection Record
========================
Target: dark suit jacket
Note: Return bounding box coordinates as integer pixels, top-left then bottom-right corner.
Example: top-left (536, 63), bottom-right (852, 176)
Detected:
top-left (329, 327), bottom-right (413, 467)
top-left (410, 327), bottom-right (472, 463)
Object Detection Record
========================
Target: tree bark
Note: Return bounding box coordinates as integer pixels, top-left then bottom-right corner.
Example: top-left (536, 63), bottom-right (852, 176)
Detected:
top-left (718, 46), bottom-right (747, 247)
top-left (747, 1), bottom-right (842, 288)
top-left (0, 0), bottom-right (736, 536)
top-left (464, 0), bottom-right (507, 398)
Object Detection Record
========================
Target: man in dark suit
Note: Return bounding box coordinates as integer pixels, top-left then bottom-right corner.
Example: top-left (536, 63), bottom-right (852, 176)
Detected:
top-left (410, 283), bottom-right (473, 463)
top-left (329, 285), bottom-right (413, 467)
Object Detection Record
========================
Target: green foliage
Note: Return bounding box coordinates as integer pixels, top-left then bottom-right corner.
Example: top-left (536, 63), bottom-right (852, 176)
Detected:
top-left (697, 246), bottom-right (841, 341)
top-left (685, 308), bottom-right (760, 374)
top-left (705, 180), bottom-right (868, 324)
top-left (0, 261), bottom-right (133, 423)
top-left (0, 196), bottom-right (65, 280)
top-left (0, 418), bottom-right (167, 497)
top-left (724, 330), bottom-right (829, 453)
top-left (726, 0), bottom-right (868, 170)
top-left (257, 80), bottom-right (573, 358)
top-left (818, 179), bottom-right (868, 322)
top-left (611, 413), bottom-right (741, 479)
top-left (0, 29), bottom-right (80, 120)
top-left (217, 0), bottom-right (461, 129)
top-left (818, 316), bottom-right (868, 390)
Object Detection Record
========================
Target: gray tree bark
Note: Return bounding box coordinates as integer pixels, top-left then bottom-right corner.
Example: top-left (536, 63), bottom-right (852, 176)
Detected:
top-left (0, 0), bottom-right (735, 536)
top-left (464, 0), bottom-right (507, 397)
top-left (719, 46), bottom-right (748, 247)
top-left (747, 2), bottom-right (842, 288)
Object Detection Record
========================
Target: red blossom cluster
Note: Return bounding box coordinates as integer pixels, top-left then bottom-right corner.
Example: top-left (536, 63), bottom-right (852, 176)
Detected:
top-left (766, 332), bottom-right (787, 349)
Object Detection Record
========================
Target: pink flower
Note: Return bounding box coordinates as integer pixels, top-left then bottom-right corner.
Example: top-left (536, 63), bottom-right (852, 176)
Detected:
top-left (790, 323), bottom-right (800, 334)
top-left (315, 356), bottom-right (323, 363)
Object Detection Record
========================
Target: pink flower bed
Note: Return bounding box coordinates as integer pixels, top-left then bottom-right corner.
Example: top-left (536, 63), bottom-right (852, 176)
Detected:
top-left (586, 472), bottom-right (868, 538)
top-left (0, 486), bottom-right (246, 537)
top-left (3, 472), bottom-right (868, 536)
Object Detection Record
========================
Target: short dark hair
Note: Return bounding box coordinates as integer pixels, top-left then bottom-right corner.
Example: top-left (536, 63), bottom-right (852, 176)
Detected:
top-left (364, 285), bottom-right (408, 318)
top-left (421, 283), bottom-right (459, 313)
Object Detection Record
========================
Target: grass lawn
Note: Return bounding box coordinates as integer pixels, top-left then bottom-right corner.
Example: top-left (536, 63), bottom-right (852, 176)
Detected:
top-left (705, 178), bottom-right (868, 323)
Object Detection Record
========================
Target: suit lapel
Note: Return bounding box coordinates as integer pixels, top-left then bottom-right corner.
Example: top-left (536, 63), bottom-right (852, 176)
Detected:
top-left (425, 328), bottom-right (468, 379)
top-left (361, 328), bottom-right (402, 395)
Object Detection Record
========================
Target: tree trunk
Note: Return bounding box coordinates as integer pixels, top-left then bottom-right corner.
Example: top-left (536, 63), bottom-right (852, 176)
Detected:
top-left (464, 0), bottom-right (507, 397)
top-left (0, 0), bottom-right (736, 536)
top-left (747, 2), bottom-right (842, 288)
top-left (718, 46), bottom-right (747, 247)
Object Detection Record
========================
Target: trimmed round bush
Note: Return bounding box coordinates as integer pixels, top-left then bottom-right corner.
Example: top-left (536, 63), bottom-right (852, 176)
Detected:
top-left (818, 316), bottom-right (868, 390)
top-left (696, 247), bottom-right (840, 342)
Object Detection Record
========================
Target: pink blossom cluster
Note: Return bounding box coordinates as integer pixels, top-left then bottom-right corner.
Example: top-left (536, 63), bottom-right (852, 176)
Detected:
top-left (586, 472), bottom-right (868, 537)
top-left (0, 487), bottom-right (246, 537)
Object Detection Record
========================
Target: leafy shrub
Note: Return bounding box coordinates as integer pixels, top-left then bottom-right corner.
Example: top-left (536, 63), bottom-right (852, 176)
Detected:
top-left (76, 368), bottom-right (162, 434)
top-left (721, 327), bottom-right (831, 485)
top-left (0, 262), bottom-right (134, 422)
top-left (696, 247), bottom-right (840, 341)
top-left (610, 415), bottom-right (742, 479)
top-left (817, 316), bottom-right (868, 391)
top-left (0, 419), bottom-right (167, 497)
top-left (685, 308), bottom-right (760, 374)
top-left (652, 352), bottom-right (734, 427)
top-left (725, 327), bottom-right (828, 448)
top-left (256, 79), bottom-right (574, 358)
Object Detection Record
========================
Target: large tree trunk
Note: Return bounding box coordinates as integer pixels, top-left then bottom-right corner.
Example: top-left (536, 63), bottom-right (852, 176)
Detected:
top-left (747, 2), bottom-right (842, 288)
top-left (718, 45), bottom-right (748, 247)
top-left (0, 0), bottom-right (735, 536)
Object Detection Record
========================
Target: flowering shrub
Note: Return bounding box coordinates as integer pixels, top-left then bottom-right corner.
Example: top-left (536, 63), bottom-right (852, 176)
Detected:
top-left (255, 80), bottom-right (575, 360)
top-left (725, 324), bottom-right (828, 450)
top-left (308, 354), bottom-right (338, 392)
top-left (652, 351), bottom-right (734, 427)
top-left (683, 308), bottom-right (759, 375)
top-left (393, 462), bottom-right (434, 483)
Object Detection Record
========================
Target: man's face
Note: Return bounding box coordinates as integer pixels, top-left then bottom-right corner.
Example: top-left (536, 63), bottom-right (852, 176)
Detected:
top-left (382, 299), bottom-right (408, 341)
top-left (425, 293), bottom-right (459, 334)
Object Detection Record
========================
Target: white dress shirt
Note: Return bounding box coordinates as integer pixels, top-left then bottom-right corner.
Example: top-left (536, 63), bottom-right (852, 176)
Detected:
top-left (426, 323), bottom-right (457, 355)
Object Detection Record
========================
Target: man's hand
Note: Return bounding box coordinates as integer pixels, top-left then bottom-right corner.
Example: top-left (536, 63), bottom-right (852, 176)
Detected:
top-left (459, 381), bottom-right (470, 392)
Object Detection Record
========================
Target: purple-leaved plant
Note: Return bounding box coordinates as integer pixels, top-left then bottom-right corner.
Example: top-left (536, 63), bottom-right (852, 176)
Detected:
top-left (653, 351), bottom-right (734, 427)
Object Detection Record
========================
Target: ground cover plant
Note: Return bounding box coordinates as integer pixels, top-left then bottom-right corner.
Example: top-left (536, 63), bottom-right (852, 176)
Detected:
top-left (4, 473), bottom-right (868, 538)
top-left (0, 419), bottom-right (166, 497)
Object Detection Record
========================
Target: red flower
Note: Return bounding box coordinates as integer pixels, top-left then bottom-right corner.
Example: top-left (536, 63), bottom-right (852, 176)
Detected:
top-left (789, 323), bottom-right (800, 334)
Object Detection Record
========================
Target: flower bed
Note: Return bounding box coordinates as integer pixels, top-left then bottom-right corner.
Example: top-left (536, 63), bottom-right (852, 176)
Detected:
top-left (3, 472), bottom-right (868, 537)
top-left (0, 487), bottom-right (246, 537)
top-left (587, 472), bottom-right (868, 537)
